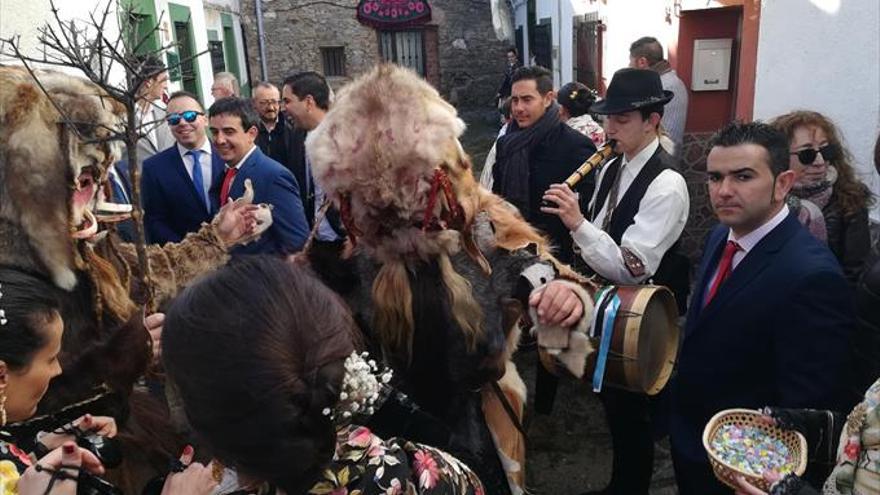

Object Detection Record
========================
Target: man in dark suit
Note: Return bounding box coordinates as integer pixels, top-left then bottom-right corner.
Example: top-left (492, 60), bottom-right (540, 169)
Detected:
top-left (208, 96), bottom-right (309, 255)
top-left (281, 71), bottom-right (345, 241)
top-left (670, 121), bottom-right (857, 494)
top-left (142, 91), bottom-right (225, 244)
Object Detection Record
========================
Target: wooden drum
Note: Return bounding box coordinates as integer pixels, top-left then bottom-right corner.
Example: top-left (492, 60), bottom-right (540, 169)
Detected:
top-left (540, 285), bottom-right (680, 395)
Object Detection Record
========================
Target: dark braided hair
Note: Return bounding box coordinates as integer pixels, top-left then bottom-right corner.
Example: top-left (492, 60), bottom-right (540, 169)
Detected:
top-left (557, 82), bottom-right (597, 119)
top-left (163, 256), bottom-right (358, 493)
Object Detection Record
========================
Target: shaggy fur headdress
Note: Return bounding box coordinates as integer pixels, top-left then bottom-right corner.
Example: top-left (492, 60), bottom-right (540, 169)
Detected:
top-left (306, 63), bottom-right (485, 264)
top-left (0, 66), bottom-right (125, 290)
top-left (306, 64), bottom-right (551, 358)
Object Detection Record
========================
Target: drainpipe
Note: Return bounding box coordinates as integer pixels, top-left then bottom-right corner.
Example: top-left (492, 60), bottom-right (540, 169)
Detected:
top-left (557, 0), bottom-right (563, 85)
top-left (255, 0), bottom-right (269, 80)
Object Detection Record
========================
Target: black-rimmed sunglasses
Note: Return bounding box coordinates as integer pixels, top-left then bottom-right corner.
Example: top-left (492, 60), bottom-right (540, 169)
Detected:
top-left (166, 110), bottom-right (203, 126)
top-left (790, 143), bottom-right (839, 166)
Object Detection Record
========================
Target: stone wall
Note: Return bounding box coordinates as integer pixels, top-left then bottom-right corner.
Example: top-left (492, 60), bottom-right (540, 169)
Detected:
top-left (240, 0), bottom-right (379, 88)
top-left (679, 132), bottom-right (717, 268)
top-left (239, 0), bottom-right (509, 109)
top-left (431, 0), bottom-right (510, 108)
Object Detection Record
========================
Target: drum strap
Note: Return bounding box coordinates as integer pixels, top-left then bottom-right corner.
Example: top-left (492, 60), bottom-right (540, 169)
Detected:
top-left (592, 288), bottom-right (621, 393)
top-left (490, 381), bottom-right (529, 441)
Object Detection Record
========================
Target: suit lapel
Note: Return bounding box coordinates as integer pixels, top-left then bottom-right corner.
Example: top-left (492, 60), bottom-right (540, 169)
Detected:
top-left (209, 150), bottom-right (225, 214)
top-left (695, 213), bottom-right (800, 327)
top-left (230, 147), bottom-right (261, 198)
top-left (685, 228), bottom-right (727, 336)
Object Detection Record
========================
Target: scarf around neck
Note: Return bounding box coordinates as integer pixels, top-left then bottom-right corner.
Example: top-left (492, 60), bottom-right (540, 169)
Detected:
top-left (492, 103), bottom-right (561, 214)
top-left (791, 165), bottom-right (838, 211)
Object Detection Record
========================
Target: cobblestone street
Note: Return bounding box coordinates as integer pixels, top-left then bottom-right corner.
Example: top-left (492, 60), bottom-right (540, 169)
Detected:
top-left (514, 350), bottom-right (678, 495)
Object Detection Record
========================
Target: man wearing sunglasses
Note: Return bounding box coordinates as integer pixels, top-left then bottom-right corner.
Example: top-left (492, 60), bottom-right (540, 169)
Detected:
top-left (142, 91), bottom-right (226, 244)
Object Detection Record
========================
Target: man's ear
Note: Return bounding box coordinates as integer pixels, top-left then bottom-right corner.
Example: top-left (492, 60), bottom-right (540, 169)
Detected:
top-left (543, 90), bottom-right (556, 108)
top-left (774, 169), bottom-right (796, 202)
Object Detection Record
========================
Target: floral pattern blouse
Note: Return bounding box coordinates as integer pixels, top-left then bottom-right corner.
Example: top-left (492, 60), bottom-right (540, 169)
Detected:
top-left (566, 114), bottom-right (606, 148)
top-left (0, 435), bottom-right (32, 494)
top-left (308, 426), bottom-right (484, 495)
top-left (823, 378), bottom-right (880, 494)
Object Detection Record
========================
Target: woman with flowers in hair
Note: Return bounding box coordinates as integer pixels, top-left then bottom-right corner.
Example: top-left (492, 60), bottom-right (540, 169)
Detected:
top-left (303, 64), bottom-right (594, 495)
top-left (557, 81), bottom-right (605, 148)
top-left (162, 256), bottom-right (484, 495)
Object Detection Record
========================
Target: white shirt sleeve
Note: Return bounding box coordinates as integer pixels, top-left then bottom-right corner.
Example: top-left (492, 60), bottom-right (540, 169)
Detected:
top-left (570, 169), bottom-right (690, 284)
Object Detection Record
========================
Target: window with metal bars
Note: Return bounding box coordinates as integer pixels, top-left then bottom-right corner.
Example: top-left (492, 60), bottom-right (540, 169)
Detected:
top-left (378, 30), bottom-right (425, 76)
top-left (320, 47), bottom-right (346, 77)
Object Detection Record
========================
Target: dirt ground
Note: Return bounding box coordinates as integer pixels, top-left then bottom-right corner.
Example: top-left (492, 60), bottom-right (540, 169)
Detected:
top-left (514, 350), bottom-right (679, 495)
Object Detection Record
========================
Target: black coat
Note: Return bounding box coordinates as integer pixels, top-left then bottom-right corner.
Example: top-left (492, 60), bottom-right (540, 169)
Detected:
top-left (523, 122), bottom-right (596, 263)
top-left (822, 196), bottom-right (871, 285)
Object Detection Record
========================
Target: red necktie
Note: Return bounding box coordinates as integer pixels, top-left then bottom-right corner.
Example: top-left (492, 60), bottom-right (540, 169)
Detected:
top-left (219, 167), bottom-right (238, 206)
top-left (705, 240), bottom-right (741, 306)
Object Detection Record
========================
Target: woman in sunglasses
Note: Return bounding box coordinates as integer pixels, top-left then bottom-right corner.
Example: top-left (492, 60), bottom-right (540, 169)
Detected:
top-left (771, 110), bottom-right (872, 284)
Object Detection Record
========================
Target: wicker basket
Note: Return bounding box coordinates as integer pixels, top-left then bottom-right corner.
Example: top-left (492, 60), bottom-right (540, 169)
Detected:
top-left (702, 408), bottom-right (808, 491)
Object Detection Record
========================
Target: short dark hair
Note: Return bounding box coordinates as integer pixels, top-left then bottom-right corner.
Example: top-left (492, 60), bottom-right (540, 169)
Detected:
top-left (557, 82), bottom-right (597, 118)
top-left (499, 96), bottom-right (512, 119)
top-left (167, 90), bottom-right (203, 110)
top-left (0, 269), bottom-right (60, 371)
top-left (637, 104), bottom-right (665, 122)
top-left (208, 97), bottom-right (261, 131)
top-left (164, 257), bottom-right (356, 494)
top-left (506, 46), bottom-right (518, 56)
top-left (511, 65), bottom-right (553, 95)
top-left (630, 36), bottom-right (664, 65)
top-left (282, 71), bottom-right (330, 111)
top-left (709, 121), bottom-right (791, 176)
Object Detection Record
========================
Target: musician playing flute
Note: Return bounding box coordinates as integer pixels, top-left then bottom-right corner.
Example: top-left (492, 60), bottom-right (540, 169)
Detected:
top-left (541, 68), bottom-right (690, 495)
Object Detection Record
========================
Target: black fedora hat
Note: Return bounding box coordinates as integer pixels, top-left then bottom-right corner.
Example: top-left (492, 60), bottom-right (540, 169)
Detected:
top-left (590, 68), bottom-right (674, 115)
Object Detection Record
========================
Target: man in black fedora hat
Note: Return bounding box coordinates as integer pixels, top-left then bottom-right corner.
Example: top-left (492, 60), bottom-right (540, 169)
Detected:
top-left (541, 68), bottom-right (691, 495)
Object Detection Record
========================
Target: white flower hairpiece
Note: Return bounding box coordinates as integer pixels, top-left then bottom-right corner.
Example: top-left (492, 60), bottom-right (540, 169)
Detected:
top-left (0, 283), bottom-right (7, 326)
top-left (323, 351), bottom-right (393, 423)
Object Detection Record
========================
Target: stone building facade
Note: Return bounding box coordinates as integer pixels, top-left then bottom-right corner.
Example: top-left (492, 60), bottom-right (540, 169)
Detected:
top-left (239, 0), bottom-right (510, 108)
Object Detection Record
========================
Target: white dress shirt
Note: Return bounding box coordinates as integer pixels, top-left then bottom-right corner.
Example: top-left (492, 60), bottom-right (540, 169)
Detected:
top-left (571, 137), bottom-right (690, 284)
top-left (177, 140), bottom-right (214, 192)
top-left (705, 204), bottom-right (791, 292)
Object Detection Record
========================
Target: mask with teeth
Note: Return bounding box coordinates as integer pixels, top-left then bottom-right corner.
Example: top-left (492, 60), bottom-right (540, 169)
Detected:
top-left (0, 66), bottom-right (125, 290)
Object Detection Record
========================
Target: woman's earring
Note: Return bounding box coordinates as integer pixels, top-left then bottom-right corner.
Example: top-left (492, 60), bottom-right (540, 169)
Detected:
top-left (0, 391), bottom-right (7, 426)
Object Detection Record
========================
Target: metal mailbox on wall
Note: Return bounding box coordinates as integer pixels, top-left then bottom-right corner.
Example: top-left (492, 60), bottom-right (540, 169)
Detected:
top-left (692, 38), bottom-right (733, 91)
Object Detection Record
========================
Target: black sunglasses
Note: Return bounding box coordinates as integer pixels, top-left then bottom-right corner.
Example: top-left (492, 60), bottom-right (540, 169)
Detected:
top-left (166, 110), bottom-right (203, 126)
top-left (790, 143), bottom-right (839, 166)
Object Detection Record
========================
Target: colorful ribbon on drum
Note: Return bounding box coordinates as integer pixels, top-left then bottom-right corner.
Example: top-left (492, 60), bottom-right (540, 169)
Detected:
top-left (590, 287), bottom-right (621, 393)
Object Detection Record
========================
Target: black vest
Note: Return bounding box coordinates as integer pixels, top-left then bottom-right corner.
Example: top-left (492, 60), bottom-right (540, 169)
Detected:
top-left (585, 146), bottom-right (690, 314)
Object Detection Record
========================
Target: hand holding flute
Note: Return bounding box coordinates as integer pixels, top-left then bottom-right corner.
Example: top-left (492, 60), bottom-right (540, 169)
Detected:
top-left (541, 140), bottom-right (618, 231)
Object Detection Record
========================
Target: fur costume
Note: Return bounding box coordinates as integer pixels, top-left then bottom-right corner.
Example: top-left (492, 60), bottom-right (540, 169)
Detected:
top-left (306, 64), bottom-right (595, 494)
top-left (0, 66), bottom-right (268, 492)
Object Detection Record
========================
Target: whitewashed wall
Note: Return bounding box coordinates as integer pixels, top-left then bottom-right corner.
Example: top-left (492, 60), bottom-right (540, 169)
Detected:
top-left (510, 0), bottom-right (678, 90)
top-left (753, 0), bottom-right (880, 221)
top-left (0, 0), bottom-right (126, 85)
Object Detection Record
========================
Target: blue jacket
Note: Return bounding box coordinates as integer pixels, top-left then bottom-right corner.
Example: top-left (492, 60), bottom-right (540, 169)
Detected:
top-left (226, 147), bottom-right (308, 255)
top-left (670, 212), bottom-right (857, 463)
top-left (141, 145), bottom-right (225, 245)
